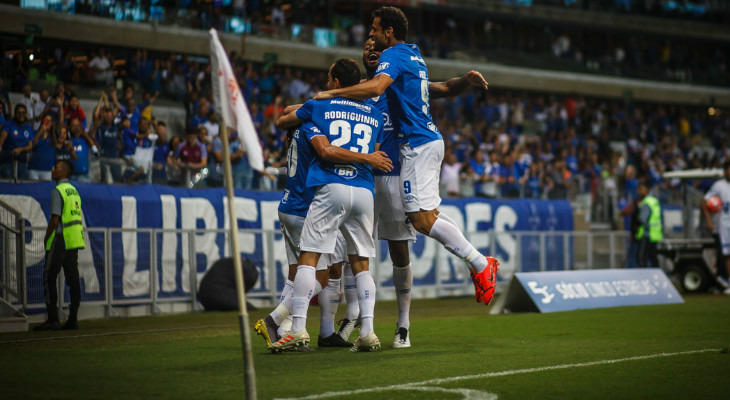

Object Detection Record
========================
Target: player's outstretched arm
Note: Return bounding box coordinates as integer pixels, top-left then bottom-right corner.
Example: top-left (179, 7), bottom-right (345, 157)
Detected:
top-left (429, 70), bottom-right (488, 99)
top-left (314, 74), bottom-right (393, 101)
top-left (276, 111), bottom-right (302, 130)
top-left (309, 136), bottom-right (392, 173)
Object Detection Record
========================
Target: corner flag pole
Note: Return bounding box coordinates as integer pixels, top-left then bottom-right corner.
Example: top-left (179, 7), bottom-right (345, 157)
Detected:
top-left (210, 29), bottom-right (262, 400)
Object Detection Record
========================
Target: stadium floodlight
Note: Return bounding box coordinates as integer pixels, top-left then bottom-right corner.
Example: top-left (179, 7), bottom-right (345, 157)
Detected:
top-left (210, 29), bottom-right (265, 400)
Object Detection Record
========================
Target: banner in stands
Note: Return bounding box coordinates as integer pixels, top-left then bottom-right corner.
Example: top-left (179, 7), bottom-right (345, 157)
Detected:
top-left (490, 269), bottom-right (683, 314)
top-left (0, 182), bottom-right (573, 305)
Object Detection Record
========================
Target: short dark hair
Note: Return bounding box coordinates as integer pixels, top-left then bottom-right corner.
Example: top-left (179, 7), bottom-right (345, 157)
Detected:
top-left (156, 121), bottom-right (166, 128)
top-left (374, 6), bottom-right (408, 40)
top-left (330, 58), bottom-right (361, 88)
top-left (58, 159), bottom-right (75, 176)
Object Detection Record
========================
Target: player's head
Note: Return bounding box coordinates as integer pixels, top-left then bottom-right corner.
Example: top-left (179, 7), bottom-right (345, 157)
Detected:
top-left (371, 6), bottom-right (407, 51)
top-left (52, 159), bottom-right (74, 181)
top-left (327, 58), bottom-right (361, 90)
top-left (362, 38), bottom-right (381, 79)
top-left (724, 160), bottom-right (730, 181)
top-left (637, 180), bottom-right (650, 199)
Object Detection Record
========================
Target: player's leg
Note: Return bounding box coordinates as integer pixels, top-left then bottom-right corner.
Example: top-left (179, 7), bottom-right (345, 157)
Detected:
top-left (400, 140), bottom-right (499, 305)
top-left (340, 186), bottom-right (380, 352)
top-left (271, 185), bottom-right (345, 351)
top-left (376, 174), bottom-right (416, 347)
top-left (255, 212), bottom-right (302, 346)
top-left (318, 233), bottom-right (352, 347)
top-left (337, 262), bottom-right (361, 341)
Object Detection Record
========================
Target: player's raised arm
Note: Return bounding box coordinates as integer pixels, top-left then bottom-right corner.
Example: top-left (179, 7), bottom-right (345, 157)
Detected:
top-left (429, 70), bottom-right (489, 100)
top-left (314, 74), bottom-right (393, 101)
top-left (309, 136), bottom-right (392, 173)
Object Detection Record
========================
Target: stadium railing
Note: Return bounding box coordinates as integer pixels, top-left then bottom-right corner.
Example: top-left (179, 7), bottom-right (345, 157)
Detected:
top-left (8, 226), bottom-right (630, 319)
top-left (0, 199), bottom-right (27, 314)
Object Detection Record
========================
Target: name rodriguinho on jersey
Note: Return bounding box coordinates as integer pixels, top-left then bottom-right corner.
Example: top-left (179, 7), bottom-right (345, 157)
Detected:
top-left (324, 110), bottom-right (380, 127)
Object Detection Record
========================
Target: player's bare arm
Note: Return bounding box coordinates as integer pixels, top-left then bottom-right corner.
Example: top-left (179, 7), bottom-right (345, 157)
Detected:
top-left (314, 74), bottom-right (393, 101)
top-left (309, 136), bottom-right (392, 173)
top-left (429, 70), bottom-right (488, 99)
top-left (276, 111), bottom-right (302, 130)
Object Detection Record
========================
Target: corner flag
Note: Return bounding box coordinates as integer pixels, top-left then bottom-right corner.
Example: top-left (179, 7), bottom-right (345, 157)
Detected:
top-left (209, 29), bottom-right (264, 172)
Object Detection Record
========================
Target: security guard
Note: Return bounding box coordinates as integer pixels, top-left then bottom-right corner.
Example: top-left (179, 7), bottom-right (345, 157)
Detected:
top-left (636, 180), bottom-right (663, 268)
top-left (34, 159), bottom-right (85, 331)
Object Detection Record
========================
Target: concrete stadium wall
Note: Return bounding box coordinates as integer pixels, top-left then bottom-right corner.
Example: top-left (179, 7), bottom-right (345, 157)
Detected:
top-left (2, 5), bottom-right (729, 106)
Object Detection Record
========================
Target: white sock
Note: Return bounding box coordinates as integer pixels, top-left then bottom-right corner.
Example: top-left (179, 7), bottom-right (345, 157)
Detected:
top-left (291, 265), bottom-right (317, 333)
top-left (392, 263), bottom-right (412, 330)
top-left (270, 280), bottom-right (295, 325)
top-left (429, 214), bottom-right (487, 272)
top-left (277, 316), bottom-right (292, 337)
top-left (279, 279), bottom-right (294, 303)
top-left (319, 279), bottom-right (341, 337)
top-left (355, 270), bottom-right (376, 338)
top-left (343, 264), bottom-right (360, 321)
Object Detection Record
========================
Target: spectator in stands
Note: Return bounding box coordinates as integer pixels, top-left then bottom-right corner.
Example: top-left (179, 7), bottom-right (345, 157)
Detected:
top-left (523, 161), bottom-right (544, 199)
top-left (88, 48), bottom-right (114, 86)
top-left (18, 84), bottom-right (40, 124)
top-left (190, 98), bottom-right (211, 129)
top-left (166, 136), bottom-right (183, 185)
top-left (151, 121), bottom-right (169, 184)
top-left (64, 95), bottom-right (88, 130)
top-left (0, 104), bottom-right (35, 179)
top-left (441, 151), bottom-right (461, 198)
top-left (68, 117), bottom-right (94, 182)
top-left (138, 90), bottom-right (159, 121)
top-left (28, 116), bottom-right (55, 181)
top-left (176, 127), bottom-right (207, 179)
top-left (459, 163), bottom-right (478, 197)
top-left (203, 111), bottom-right (220, 139)
top-left (498, 151), bottom-right (522, 198)
top-left (0, 78), bottom-right (11, 121)
top-left (119, 116), bottom-right (137, 163)
top-left (545, 158), bottom-right (569, 200)
top-left (52, 124), bottom-right (76, 164)
top-left (480, 150), bottom-right (500, 198)
top-left (125, 118), bottom-right (157, 184)
top-left (32, 89), bottom-right (51, 130)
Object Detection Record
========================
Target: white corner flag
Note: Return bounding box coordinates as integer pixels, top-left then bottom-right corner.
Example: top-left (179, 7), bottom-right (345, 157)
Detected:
top-left (209, 29), bottom-right (264, 172)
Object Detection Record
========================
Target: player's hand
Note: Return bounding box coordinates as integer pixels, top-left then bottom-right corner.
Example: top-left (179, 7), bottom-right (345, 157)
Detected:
top-left (368, 151), bottom-right (393, 173)
top-left (313, 91), bottom-right (334, 101)
top-left (706, 220), bottom-right (714, 233)
top-left (465, 70), bottom-right (488, 91)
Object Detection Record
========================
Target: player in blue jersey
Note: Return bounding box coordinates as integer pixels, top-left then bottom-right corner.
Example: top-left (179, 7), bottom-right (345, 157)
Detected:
top-left (315, 6), bottom-right (499, 308)
top-left (268, 58), bottom-right (392, 353)
top-left (254, 123), bottom-right (354, 350)
top-left (336, 38), bottom-right (493, 349)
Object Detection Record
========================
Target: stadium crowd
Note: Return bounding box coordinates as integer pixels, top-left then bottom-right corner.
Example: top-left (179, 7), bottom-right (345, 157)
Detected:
top-left (2, 45), bottom-right (728, 212)
top-left (16, 0), bottom-right (729, 87)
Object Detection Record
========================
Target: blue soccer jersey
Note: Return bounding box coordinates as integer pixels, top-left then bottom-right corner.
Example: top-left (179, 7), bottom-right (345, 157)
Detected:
top-left (375, 42), bottom-right (442, 148)
top-left (295, 98), bottom-right (383, 193)
top-left (367, 93), bottom-right (400, 177)
top-left (278, 122), bottom-right (318, 217)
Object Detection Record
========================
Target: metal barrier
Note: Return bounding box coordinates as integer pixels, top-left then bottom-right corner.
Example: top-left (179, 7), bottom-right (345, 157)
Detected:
top-left (2, 224), bottom-right (633, 317)
top-left (0, 198), bottom-right (26, 313)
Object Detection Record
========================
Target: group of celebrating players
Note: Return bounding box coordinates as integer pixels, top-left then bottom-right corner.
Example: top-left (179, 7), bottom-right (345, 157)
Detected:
top-left (254, 6), bottom-right (500, 353)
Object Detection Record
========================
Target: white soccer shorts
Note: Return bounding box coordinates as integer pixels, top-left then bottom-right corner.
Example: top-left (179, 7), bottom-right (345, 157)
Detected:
top-left (300, 184), bottom-right (375, 258)
top-left (399, 139), bottom-right (444, 213)
top-left (278, 211), bottom-right (331, 271)
top-left (375, 175), bottom-right (416, 241)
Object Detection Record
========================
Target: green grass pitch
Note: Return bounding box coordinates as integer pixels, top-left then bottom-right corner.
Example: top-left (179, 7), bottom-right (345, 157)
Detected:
top-left (1, 295), bottom-right (729, 400)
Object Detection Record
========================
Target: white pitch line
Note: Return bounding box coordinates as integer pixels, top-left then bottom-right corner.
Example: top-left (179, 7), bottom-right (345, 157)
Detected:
top-left (274, 348), bottom-right (721, 400)
top-left (0, 324), bottom-right (237, 345)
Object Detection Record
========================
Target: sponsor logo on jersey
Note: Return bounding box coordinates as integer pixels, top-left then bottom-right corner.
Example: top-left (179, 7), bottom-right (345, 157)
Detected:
top-left (410, 56), bottom-right (425, 64)
top-left (376, 62), bottom-right (390, 72)
top-left (335, 165), bottom-right (358, 179)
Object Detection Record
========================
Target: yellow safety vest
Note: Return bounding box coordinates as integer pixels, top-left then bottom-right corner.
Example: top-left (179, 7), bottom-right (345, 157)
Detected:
top-left (636, 195), bottom-right (663, 242)
top-left (45, 182), bottom-right (85, 251)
